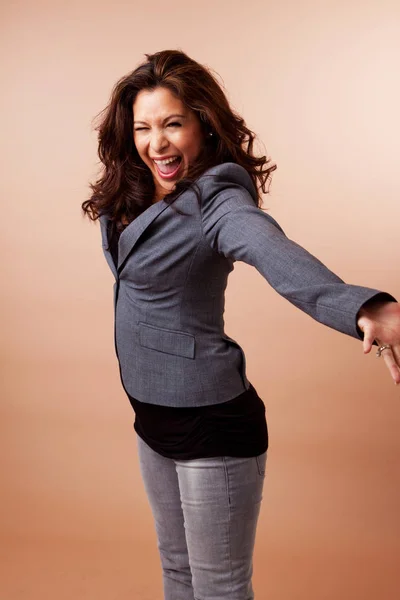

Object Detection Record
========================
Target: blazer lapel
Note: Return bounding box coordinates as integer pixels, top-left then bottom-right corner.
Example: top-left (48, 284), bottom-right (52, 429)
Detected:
top-left (118, 199), bottom-right (171, 271)
top-left (99, 214), bottom-right (118, 279)
top-left (99, 199), bottom-right (171, 276)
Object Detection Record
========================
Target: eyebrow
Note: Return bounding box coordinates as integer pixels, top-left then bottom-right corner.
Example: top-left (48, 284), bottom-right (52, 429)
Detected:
top-left (133, 113), bottom-right (186, 125)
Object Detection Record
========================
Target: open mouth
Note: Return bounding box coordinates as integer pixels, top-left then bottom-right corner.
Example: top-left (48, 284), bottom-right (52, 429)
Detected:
top-left (153, 156), bottom-right (182, 179)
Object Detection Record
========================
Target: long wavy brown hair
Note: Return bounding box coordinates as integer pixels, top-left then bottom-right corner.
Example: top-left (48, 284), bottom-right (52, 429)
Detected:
top-left (81, 49), bottom-right (277, 233)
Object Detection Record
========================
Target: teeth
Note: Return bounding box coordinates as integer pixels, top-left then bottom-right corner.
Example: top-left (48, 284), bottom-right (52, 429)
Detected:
top-left (153, 156), bottom-right (179, 165)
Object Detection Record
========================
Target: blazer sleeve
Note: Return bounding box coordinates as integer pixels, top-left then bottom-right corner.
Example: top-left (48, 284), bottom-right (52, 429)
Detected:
top-left (200, 185), bottom-right (397, 341)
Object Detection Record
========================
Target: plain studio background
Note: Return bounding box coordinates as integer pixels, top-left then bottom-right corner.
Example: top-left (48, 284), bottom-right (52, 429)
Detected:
top-left (1, 1), bottom-right (399, 599)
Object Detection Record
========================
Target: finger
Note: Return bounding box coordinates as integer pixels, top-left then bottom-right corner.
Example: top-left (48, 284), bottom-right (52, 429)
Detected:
top-left (390, 346), bottom-right (400, 385)
top-left (362, 327), bottom-right (376, 354)
top-left (391, 345), bottom-right (400, 369)
top-left (380, 347), bottom-right (400, 385)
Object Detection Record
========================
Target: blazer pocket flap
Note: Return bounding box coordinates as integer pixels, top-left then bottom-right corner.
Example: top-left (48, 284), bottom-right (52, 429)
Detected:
top-left (138, 322), bottom-right (195, 359)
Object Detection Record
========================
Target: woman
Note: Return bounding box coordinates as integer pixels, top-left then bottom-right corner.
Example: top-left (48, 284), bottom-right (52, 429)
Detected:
top-left (82, 50), bottom-right (399, 600)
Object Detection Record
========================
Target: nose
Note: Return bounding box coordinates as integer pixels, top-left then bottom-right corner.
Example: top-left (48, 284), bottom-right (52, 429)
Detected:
top-left (150, 129), bottom-right (169, 154)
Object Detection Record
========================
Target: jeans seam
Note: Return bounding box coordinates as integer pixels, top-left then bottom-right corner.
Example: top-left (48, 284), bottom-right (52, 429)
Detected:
top-left (222, 456), bottom-right (234, 598)
top-left (256, 451), bottom-right (267, 476)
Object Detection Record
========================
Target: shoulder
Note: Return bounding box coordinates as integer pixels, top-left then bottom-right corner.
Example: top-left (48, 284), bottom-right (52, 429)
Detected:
top-left (196, 162), bottom-right (286, 236)
top-left (195, 162), bottom-right (258, 208)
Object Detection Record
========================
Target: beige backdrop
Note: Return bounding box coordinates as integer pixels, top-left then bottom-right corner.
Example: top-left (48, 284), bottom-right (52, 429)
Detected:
top-left (1, 0), bottom-right (400, 598)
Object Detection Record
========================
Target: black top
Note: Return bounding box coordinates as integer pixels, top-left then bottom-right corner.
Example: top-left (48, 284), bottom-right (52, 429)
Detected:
top-left (107, 222), bottom-right (269, 459)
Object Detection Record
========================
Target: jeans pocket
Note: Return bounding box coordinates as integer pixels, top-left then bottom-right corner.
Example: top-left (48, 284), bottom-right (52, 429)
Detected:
top-left (255, 450), bottom-right (267, 477)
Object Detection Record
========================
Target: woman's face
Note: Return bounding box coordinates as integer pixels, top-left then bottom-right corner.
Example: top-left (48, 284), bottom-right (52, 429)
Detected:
top-left (133, 86), bottom-right (205, 201)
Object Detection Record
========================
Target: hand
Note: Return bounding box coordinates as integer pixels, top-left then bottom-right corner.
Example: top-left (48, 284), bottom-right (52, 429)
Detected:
top-left (357, 299), bottom-right (400, 385)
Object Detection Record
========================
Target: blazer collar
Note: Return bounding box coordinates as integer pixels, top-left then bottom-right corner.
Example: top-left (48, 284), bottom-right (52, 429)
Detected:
top-left (99, 198), bottom-right (170, 276)
top-left (99, 213), bottom-right (118, 279)
top-left (98, 162), bottom-right (257, 277)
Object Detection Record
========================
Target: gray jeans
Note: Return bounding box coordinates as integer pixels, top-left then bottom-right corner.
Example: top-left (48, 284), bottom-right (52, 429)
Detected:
top-left (136, 433), bottom-right (268, 600)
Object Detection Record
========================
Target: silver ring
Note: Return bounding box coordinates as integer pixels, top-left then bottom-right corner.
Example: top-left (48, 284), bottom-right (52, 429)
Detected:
top-left (376, 344), bottom-right (391, 358)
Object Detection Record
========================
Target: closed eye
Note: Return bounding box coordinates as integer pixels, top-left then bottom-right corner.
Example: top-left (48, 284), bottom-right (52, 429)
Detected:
top-left (134, 122), bottom-right (182, 132)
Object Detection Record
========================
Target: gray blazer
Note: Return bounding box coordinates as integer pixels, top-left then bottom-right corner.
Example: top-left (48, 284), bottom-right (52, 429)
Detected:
top-left (99, 162), bottom-right (390, 407)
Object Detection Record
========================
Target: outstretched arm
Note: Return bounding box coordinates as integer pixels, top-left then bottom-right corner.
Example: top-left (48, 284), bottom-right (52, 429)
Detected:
top-left (201, 177), bottom-right (398, 384)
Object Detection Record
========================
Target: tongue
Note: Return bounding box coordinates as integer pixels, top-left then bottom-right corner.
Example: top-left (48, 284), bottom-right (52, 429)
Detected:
top-left (157, 157), bottom-right (181, 174)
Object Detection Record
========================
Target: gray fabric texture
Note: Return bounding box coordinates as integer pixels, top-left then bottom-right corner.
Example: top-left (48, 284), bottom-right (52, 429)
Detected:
top-left (99, 162), bottom-right (392, 407)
